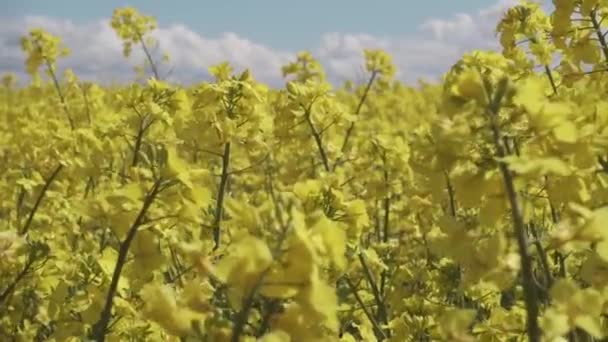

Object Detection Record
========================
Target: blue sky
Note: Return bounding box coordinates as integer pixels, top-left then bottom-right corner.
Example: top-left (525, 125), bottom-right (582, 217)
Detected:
top-left (4, 0), bottom-right (496, 49)
top-left (1, 0), bottom-right (541, 86)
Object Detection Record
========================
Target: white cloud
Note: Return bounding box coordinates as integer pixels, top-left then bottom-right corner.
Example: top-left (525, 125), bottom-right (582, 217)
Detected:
top-left (0, 0), bottom-right (539, 87)
top-left (314, 0), bottom-right (521, 84)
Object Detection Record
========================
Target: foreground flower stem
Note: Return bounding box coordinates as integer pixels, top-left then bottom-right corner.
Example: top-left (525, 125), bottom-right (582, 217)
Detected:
top-left (485, 77), bottom-right (541, 342)
top-left (90, 179), bottom-right (163, 342)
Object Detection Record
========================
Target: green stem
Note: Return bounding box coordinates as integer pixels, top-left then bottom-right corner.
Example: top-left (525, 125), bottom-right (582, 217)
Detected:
top-left (358, 252), bottom-right (389, 338)
top-left (79, 82), bottom-right (93, 125)
top-left (544, 65), bottom-right (558, 96)
top-left (0, 253), bottom-right (37, 306)
top-left (230, 223), bottom-right (289, 342)
top-left (343, 276), bottom-right (387, 340)
top-left (340, 70), bottom-right (377, 154)
top-left (90, 179), bottom-right (162, 341)
top-left (379, 153), bottom-right (391, 298)
top-left (590, 9), bottom-right (608, 63)
top-left (230, 272), bottom-right (266, 342)
top-left (303, 104), bottom-right (331, 172)
top-left (210, 142), bottom-right (231, 249)
top-left (44, 57), bottom-right (75, 130)
top-left (130, 104), bottom-right (155, 167)
top-left (136, 33), bottom-right (160, 80)
top-left (20, 164), bottom-right (63, 235)
top-left (529, 222), bottom-right (553, 293)
top-left (486, 80), bottom-right (541, 342)
top-left (445, 171), bottom-right (457, 217)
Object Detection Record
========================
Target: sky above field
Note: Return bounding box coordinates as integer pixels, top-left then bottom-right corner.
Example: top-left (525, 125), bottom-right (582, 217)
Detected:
top-left (0, 0), bottom-right (552, 86)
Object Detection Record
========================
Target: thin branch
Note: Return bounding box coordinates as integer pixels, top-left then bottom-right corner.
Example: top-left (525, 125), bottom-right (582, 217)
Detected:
top-left (340, 70), bottom-right (378, 153)
top-left (0, 252), bottom-right (37, 306)
top-left (90, 179), bottom-right (163, 341)
top-left (591, 9), bottom-right (608, 62)
top-left (598, 155), bottom-right (608, 174)
top-left (445, 171), bottom-right (457, 217)
top-left (20, 164), bottom-right (63, 235)
top-left (303, 103), bottom-right (331, 172)
top-left (224, 154), bottom-right (269, 176)
top-left (199, 147), bottom-right (224, 158)
top-left (230, 223), bottom-right (289, 342)
top-left (210, 142), bottom-right (231, 249)
top-left (485, 76), bottom-right (541, 342)
top-left (529, 222), bottom-right (553, 294)
top-left (136, 33), bottom-right (160, 80)
top-left (343, 276), bottom-right (387, 340)
top-left (78, 82), bottom-right (93, 125)
top-left (379, 152), bottom-right (391, 300)
top-left (358, 252), bottom-right (389, 337)
top-left (544, 65), bottom-right (558, 96)
top-left (42, 54), bottom-right (75, 130)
